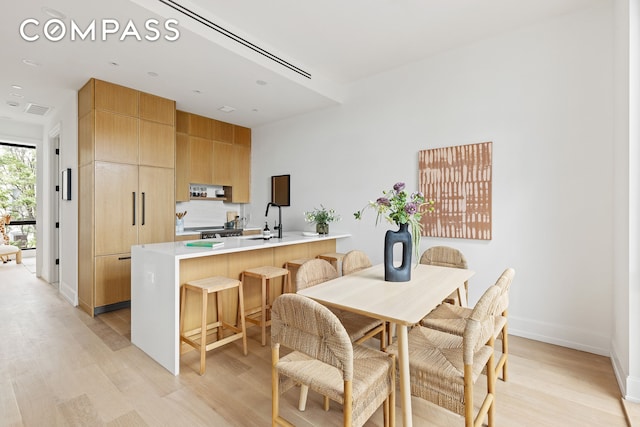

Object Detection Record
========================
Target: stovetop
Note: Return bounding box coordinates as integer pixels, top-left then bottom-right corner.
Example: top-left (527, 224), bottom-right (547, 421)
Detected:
top-left (198, 227), bottom-right (242, 238)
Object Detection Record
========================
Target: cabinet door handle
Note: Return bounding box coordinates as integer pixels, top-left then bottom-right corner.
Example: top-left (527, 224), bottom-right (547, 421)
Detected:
top-left (132, 192), bottom-right (136, 225)
top-left (118, 256), bottom-right (132, 261)
top-left (141, 192), bottom-right (146, 226)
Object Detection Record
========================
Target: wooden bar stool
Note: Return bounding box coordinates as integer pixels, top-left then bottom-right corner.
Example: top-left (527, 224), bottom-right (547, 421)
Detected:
top-left (284, 258), bottom-right (312, 291)
top-left (240, 266), bottom-right (291, 346)
top-left (316, 252), bottom-right (345, 275)
top-left (180, 276), bottom-right (247, 375)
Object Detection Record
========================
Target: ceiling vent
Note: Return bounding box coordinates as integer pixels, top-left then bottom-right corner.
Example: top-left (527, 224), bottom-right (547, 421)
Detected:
top-left (24, 103), bottom-right (51, 116)
top-left (158, 0), bottom-right (311, 79)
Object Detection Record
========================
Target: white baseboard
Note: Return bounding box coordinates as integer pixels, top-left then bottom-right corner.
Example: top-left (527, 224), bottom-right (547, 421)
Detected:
top-left (509, 314), bottom-right (610, 356)
top-left (611, 342), bottom-right (640, 402)
top-left (58, 279), bottom-right (77, 306)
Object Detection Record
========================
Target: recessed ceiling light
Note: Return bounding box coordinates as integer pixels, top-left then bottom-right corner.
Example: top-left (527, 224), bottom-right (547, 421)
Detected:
top-left (41, 7), bottom-right (66, 19)
top-left (256, 80), bottom-right (267, 86)
top-left (109, 61), bottom-right (120, 67)
top-left (192, 90), bottom-right (202, 94)
top-left (11, 84), bottom-right (23, 90)
top-left (218, 105), bottom-right (236, 113)
top-left (252, 108), bottom-right (259, 112)
top-left (22, 59), bottom-right (40, 67)
top-left (10, 93), bottom-right (24, 98)
top-left (147, 71), bottom-right (158, 77)
top-left (6, 101), bottom-right (19, 107)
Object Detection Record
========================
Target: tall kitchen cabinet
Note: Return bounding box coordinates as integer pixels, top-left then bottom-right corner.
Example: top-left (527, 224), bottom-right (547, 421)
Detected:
top-left (175, 110), bottom-right (251, 203)
top-left (78, 78), bottom-right (176, 316)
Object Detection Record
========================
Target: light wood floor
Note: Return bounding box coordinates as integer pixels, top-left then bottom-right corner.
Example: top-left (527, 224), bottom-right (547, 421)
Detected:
top-left (0, 260), bottom-right (631, 426)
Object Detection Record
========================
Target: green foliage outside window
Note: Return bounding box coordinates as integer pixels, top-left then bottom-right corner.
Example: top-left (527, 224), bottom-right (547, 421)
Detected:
top-left (0, 144), bottom-right (37, 248)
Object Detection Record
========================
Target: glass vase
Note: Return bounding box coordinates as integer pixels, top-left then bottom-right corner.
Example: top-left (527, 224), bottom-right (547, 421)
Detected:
top-left (316, 223), bottom-right (329, 235)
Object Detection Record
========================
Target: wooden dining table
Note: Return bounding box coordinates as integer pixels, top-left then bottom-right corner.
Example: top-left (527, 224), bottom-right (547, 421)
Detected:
top-left (297, 263), bottom-right (475, 427)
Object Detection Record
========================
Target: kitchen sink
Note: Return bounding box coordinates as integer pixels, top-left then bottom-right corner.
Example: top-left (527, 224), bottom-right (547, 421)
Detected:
top-left (239, 235), bottom-right (281, 241)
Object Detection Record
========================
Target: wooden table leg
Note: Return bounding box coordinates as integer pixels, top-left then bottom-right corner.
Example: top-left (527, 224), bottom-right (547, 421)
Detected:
top-left (457, 284), bottom-right (467, 307)
top-left (261, 277), bottom-right (267, 346)
top-left (397, 324), bottom-right (412, 427)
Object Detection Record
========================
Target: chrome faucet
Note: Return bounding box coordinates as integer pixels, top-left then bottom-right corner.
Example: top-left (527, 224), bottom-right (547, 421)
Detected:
top-left (265, 202), bottom-right (283, 238)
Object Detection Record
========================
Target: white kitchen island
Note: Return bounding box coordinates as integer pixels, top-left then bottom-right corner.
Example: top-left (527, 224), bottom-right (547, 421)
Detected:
top-left (131, 231), bottom-right (351, 375)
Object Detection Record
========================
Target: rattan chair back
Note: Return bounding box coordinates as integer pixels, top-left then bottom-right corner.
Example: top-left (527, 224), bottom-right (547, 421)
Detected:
top-left (342, 250), bottom-right (372, 276)
top-left (272, 293), bottom-right (354, 379)
top-left (295, 258), bottom-right (339, 291)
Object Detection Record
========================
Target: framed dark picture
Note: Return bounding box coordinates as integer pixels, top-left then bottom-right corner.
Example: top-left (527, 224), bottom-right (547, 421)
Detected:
top-left (61, 168), bottom-right (71, 200)
top-left (271, 174), bottom-right (290, 206)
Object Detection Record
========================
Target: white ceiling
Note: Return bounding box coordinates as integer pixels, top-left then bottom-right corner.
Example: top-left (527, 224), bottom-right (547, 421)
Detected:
top-left (0, 0), bottom-right (602, 129)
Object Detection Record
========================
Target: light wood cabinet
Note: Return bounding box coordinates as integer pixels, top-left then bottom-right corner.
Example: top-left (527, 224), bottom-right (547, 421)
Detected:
top-left (94, 110), bottom-right (139, 164)
top-left (212, 141), bottom-right (234, 185)
top-left (94, 79), bottom-right (138, 116)
top-left (78, 163), bottom-right (94, 316)
top-left (189, 136), bottom-right (213, 185)
top-left (78, 111), bottom-right (95, 167)
top-left (229, 143), bottom-right (251, 203)
top-left (93, 163), bottom-right (174, 255)
top-left (212, 119), bottom-right (233, 143)
top-left (94, 162), bottom-right (138, 256)
top-left (78, 78), bottom-right (176, 316)
top-left (229, 125), bottom-right (251, 203)
top-left (176, 110), bottom-right (189, 134)
top-left (138, 166), bottom-right (175, 245)
top-left (175, 111), bottom-right (251, 203)
top-left (175, 133), bottom-right (190, 202)
top-left (140, 92), bottom-right (175, 125)
top-left (139, 120), bottom-right (175, 168)
top-left (95, 254), bottom-right (132, 307)
top-left (188, 114), bottom-right (212, 139)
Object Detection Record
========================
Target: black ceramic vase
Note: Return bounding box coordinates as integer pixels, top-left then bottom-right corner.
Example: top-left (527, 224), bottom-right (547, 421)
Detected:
top-left (384, 222), bottom-right (412, 282)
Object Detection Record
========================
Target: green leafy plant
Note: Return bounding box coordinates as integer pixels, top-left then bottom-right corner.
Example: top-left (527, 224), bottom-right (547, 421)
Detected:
top-left (304, 205), bottom-right (340, 225)
top-left (354, 182), bottom-right (434, 258)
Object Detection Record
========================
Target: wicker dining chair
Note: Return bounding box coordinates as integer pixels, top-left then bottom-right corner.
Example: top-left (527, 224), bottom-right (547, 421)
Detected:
top-left (271, 293), bottom-right (396, 427)
top-left (420, 246), bottom-right (469, 306)
top-left (295, 258), bottom-right (387, 411)
top-left (295, 257), bottom-right (339, 291)
top-left (295, 259), bottom-right (386, 351)
top-left (342, 250), bottom-right (373, 276)
top-left (386, 284), bottom-right (501, 427)
top-left (421, 267), bottom-right (516, 381)
top-left (342, 249), bottom-right (396, 346)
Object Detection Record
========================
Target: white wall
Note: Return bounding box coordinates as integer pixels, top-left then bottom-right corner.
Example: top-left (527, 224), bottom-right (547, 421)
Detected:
top-left (251, 4), bottom-right (615, 356)
top-left (41, 91), bottom-right (78, 305)
top-left (612, 0), bottom-right (640, 402)
top-left (31, 91), bottom-right (78, 305)
top-left (628, 0), bottom-right (640, 402)
top-left (0, 120), bottom-right (42, 145)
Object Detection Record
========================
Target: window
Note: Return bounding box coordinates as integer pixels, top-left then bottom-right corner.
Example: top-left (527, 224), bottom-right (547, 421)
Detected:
top-left (0, 143), bottom-right (36, 250)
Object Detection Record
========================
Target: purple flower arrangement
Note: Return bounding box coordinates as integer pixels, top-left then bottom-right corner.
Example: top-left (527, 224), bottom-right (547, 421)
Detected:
top-left (354, 182), bottom-right (434, 257)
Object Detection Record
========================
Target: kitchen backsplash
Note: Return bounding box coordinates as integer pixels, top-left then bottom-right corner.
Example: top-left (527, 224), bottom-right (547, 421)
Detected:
top-left (176, 199), bottom-right (247, 230)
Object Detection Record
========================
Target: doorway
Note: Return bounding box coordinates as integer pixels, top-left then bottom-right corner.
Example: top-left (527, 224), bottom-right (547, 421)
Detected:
top-left (52, 134), bottom-right (60, 285)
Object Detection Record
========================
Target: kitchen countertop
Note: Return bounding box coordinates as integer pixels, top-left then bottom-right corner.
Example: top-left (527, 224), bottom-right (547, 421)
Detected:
top-left (175, 231), bottom-right (201, 236)
top-left (137, 231), bottom-right (351, 259)
top-left (131, 230), bottom-right (351, 375)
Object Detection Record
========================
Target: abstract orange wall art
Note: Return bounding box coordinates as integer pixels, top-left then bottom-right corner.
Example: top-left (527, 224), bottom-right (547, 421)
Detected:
top-left (419, 141), bottom-right (492, 240)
